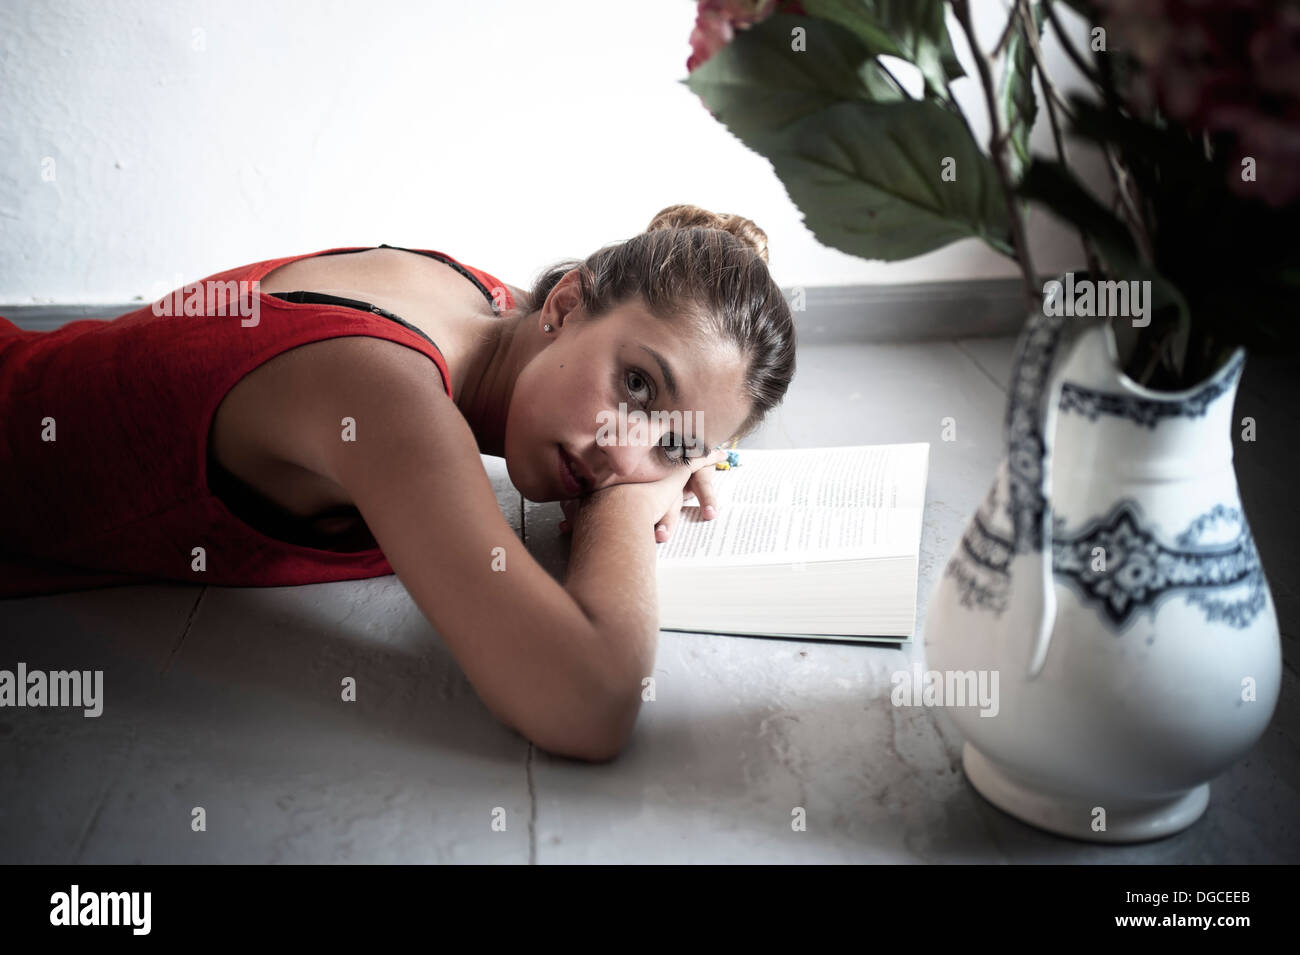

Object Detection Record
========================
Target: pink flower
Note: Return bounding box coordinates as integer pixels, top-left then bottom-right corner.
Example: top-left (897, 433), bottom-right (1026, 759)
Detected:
top-left (686, 0), bottom-right (804, 73)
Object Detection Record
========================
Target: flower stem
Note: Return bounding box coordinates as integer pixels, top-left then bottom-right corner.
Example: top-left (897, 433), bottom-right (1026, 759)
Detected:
top-left (953, 0), bottom-right (1040, 314)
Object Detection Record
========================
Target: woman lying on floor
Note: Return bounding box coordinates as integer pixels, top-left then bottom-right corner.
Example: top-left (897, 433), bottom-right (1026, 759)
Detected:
top-left (0, 203), bottom-right (797, 760)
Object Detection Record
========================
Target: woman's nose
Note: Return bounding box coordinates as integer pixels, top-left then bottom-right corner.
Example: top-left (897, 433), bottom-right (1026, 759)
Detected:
top-left (598, 438), bottom-right (661, 483)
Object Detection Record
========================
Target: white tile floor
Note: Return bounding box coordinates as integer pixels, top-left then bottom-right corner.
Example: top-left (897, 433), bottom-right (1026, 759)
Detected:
top-left (2, 334), bottom-right (1296, 863)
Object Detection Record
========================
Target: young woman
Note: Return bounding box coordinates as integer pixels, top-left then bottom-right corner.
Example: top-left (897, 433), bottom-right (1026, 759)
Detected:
top-left (0, 204), bottom-right (797, 760)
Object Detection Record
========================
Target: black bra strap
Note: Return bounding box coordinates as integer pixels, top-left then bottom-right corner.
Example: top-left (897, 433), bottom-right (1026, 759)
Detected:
top-left (377, 244), bottom-right (500, 313)
top-left (303, 244), bottom-right (500, 314)
top-left (266, 289), bottom-right (450, 366)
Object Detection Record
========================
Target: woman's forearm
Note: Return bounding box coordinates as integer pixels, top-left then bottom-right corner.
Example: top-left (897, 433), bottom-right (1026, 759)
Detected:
top-left (563, 484), bottom-right (661, 693)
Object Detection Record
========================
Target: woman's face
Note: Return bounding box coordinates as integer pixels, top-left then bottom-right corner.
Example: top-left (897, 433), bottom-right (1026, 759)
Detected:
top-left (503, 277), bottom-right (752, 503)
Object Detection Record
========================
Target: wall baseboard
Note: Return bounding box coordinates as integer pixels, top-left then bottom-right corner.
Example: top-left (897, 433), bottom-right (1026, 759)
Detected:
top-left (790, 278), bottom-right (1028, 343)
top-left (2, 303), bottom-right (143, 331)
top-left (1, 278), bottom-right (1030, 341)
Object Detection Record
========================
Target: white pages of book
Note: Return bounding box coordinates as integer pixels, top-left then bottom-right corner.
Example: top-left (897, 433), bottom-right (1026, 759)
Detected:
top-left (655, 443), bottom-right (931, 641)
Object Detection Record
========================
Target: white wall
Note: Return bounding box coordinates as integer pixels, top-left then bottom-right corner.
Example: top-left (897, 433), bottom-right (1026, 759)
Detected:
top-left (0, 0), bottom-right (1105, 304)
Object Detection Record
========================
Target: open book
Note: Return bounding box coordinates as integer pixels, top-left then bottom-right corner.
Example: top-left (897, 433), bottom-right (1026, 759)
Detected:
top-left (655, 443), bottom-right (930, 642)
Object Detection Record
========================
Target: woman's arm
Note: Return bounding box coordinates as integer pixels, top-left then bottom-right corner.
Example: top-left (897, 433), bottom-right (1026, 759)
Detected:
top-left (557, 447), bottom-right (729, 747)
top-left (560, 483), bottom-right (663, 748)
top-left (269, 338), bottom-right (657, 761)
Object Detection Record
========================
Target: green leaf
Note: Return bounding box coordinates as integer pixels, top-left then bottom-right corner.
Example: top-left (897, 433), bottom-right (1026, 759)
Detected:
top-left (682, 13), bottom-right (905, 144)
top-left (999, 3), bottom-right (1044, 182)
top-left (760, 99), bottom-right (1013, 260)
top-left (799, 0), bottom-right (965, 98)
top-left (685, 13), bottom-right (1011, 261)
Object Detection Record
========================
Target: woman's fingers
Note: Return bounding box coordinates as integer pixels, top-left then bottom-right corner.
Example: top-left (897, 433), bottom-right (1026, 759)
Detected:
top-left (687, 464), bottom-right (719, 520)
top-left (680, 448), bottom-right (724, 517)
top-left (659, 450), bottom-right (728, 539)
top-left (562, 446), bottom-right (730, 539)
top-left (655, 494), bottom-right (684, 543)
top-left (695, 447), bottom-right (728, 471)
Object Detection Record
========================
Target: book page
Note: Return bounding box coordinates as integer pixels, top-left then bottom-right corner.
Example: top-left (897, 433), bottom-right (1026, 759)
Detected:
top-left (663, 444), bottom-right (929, 565)
top-left (658, 501), bottom-right (923, 563)
top-left (690, 444), bottom-right (928, 510)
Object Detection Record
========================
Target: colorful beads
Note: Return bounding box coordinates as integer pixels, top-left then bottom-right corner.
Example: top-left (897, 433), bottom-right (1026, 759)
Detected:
top-left (716, 440), bottom-right (741, 470)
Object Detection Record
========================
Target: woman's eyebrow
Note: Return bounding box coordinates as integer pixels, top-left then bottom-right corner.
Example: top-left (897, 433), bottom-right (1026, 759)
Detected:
top-left (637, 343), bottom-right (679, 402)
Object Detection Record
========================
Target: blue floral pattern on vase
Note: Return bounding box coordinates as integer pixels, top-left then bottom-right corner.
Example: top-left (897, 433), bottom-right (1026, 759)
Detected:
top-left (945, 494), bottom-right (1266, 631)
top-left (1051, 500), bottom-right (1265, 629)
top-left (1058, 351), bottom-right (1246, 428)
top-left (1003, 309), bottom-right (1069, 558)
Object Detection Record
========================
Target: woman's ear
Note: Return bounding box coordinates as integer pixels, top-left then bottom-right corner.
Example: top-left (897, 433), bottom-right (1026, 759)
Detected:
top-left (545, 271), bottom-right (584, 331)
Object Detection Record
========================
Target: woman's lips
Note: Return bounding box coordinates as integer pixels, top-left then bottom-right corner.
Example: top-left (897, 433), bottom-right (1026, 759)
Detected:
top-left (557, 445), bottom-right (583, 496)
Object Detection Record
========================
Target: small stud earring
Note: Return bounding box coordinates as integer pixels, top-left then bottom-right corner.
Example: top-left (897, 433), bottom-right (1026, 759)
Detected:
top-left (543, 323), bottom-right (553, 333)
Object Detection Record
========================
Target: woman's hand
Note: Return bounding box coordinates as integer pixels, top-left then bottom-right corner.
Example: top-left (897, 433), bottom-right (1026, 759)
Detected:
top-left (558, 447), bottom-right (728, 540)
top-left (644, 446), bottom-right (728, 543)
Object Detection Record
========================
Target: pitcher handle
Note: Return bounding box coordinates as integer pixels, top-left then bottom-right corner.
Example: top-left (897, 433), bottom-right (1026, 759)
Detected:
top-left (1003, 293), bottom-right (1092, 680)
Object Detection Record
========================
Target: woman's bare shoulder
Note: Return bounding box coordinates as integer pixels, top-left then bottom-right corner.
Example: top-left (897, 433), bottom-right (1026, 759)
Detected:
top-left (209, 336), bottom-right (457, 519)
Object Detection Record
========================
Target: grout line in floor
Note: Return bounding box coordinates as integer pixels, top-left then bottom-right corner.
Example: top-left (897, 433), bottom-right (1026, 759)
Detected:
top-left (72, 723), bottom-right (137, 863)
top-left (951, 338), bottom-right (1010, 396)
top-left (163, 586), bottom-right (207, 674)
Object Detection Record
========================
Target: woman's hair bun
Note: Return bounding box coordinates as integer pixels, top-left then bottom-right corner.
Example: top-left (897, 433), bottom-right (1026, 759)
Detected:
top-left (645, 203), bottom-right (769, 263)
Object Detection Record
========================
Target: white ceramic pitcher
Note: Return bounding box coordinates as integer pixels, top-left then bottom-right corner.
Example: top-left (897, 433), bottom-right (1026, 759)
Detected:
top-left (925, 303), bottom-right (1282, 842)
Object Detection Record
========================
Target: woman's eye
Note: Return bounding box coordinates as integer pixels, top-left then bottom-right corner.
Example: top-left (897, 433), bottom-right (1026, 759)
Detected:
top-left (658, 432), bottom-right (692, 467)
top-left (626, 367), bottom-right (691, 467)
top-left (625, 368), bottom-right (652, 404)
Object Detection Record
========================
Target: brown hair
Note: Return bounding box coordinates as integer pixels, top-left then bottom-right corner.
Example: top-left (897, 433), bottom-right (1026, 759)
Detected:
top-left (513, 204), bottom-right (796, 442)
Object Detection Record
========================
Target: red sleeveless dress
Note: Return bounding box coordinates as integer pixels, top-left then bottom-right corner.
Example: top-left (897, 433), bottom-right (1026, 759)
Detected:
top-left (0, 244), bottom-right (515, 599)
